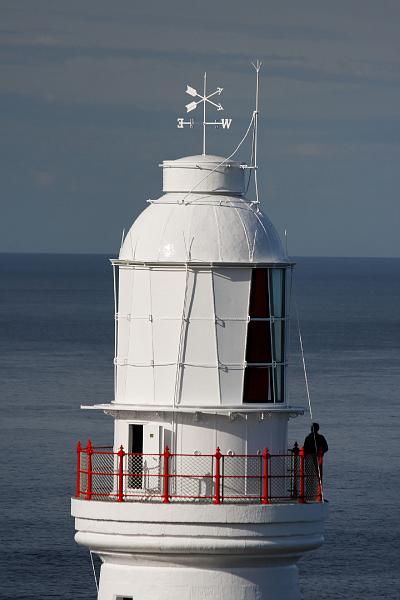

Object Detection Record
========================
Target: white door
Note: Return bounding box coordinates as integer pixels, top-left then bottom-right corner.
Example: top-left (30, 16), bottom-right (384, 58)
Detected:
top-left (142, 424), bottom-right (161, 493)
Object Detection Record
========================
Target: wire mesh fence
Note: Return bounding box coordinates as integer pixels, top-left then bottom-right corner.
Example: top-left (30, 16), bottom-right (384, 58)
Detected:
top-left (269, 454), bottom-right (293, 501)
top-left (91, 450), bottom-right (115, 500)
top-left (75, 442), bottom-right (324, 504)
top-left (222, 455), bottom-right (262, 502)
top-left (169, 454), bottom-right (214, 502)
top-left (124, 453), bottom-right (162, 500)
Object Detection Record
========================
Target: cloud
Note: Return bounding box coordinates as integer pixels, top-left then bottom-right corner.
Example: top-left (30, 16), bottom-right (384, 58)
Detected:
top-left (32, 170), bottom-right (56, 188)
top-left (292, 142), bottom-right (325, 156)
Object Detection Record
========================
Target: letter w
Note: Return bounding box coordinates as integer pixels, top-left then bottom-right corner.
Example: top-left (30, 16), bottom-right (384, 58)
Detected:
top-left (221, 119), bottom-right (232, 129)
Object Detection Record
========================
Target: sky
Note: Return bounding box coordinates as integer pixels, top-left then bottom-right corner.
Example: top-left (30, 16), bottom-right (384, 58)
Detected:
top-left (1, 0), bottom-right (399, 257)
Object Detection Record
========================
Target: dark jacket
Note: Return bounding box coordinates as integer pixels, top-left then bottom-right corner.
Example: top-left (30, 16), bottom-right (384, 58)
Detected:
top-left (304, 432), bottom-right (328, 455)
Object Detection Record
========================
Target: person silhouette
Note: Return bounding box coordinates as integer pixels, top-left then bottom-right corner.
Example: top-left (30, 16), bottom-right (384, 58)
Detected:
top-left (304, 423), bottom-right (328, 457)
top-left (303, 423), bottom-right (328, 500)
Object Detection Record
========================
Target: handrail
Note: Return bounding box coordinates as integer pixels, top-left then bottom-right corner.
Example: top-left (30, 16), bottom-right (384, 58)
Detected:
top-left (75, 441), bottom-right (324, 505)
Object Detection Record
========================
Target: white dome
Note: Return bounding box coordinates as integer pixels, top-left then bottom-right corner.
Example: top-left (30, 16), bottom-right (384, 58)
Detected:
top-left (120, 155), bottom-right (287, 264)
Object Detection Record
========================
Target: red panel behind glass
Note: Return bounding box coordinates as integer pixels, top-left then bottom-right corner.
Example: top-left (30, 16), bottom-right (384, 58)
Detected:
top-left (243, 269), bottom-right (273, 403)
top-left (248, 269), bottom-right (270, 318)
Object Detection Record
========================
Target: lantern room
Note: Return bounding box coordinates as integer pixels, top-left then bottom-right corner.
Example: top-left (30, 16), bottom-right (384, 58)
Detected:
top-left (98, 153), bottom-right (299, 460)
top-left (112, 154), bottom-right (291, 411)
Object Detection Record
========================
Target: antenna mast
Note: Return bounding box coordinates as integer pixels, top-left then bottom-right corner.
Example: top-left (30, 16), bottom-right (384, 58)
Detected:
top-left (251, 60), bottom-right (262, 169)
top-left (203, 72), bottom-right (207, 155)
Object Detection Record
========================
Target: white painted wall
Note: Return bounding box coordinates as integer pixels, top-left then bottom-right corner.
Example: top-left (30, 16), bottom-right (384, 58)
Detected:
top-left (162, 155), bottom-right (245, 195)
top-left (116, 267), bottom-right (255, 408)
top-left (72, 500), bottom-right (328, 600)
top-left (113, 414), bottom-right (172, 454)
top-left (113, 411), bottom-right (288, 457)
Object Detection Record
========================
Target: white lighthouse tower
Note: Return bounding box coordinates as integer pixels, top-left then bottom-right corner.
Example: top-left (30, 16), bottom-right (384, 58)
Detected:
top-left (72, 67), bottom-right (327, 600)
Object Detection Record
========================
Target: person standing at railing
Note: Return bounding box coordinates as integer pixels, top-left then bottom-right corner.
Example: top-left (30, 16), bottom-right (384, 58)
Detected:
top-left (304, 423), bottom-right (328, 459)
top-left (303, 423), bottom-right (328, 500)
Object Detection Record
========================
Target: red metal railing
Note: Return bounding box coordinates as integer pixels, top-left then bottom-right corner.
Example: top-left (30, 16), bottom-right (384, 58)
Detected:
top-left (75, 440), bottom-right (324, 505)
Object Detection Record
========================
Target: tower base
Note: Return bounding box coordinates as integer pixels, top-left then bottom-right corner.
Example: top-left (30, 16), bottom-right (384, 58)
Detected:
top-left (72, 500), bottom-right (328, 600)
top-left (98, 559), bottom-right (301, 600)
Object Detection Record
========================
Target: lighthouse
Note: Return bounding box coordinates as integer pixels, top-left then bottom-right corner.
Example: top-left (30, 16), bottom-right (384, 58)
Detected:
top-left (71, 67), bottom-right (327, 600)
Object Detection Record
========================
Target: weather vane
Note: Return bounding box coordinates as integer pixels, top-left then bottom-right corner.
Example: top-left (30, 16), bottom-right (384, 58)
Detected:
top-left (177, 73), bottom-right (233, 155)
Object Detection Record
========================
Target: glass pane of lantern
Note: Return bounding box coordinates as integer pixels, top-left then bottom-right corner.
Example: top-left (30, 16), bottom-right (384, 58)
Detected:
top-left (273, 365), bottom-right (285, 403)
top-left (270, 269), bottom-right (285, 318)
top-left (245, 321), bottom-right (272, 363)
top-left (248, 269), bottom-right (270, 318)
top-left (272, 319), bottom-right (285, 364)
top-left (243, 367), bottom-right (273, 403)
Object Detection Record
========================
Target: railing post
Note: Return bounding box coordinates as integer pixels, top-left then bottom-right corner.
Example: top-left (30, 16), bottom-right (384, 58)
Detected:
top-left (162, 446), bottom-right (170, 504)
top-left (86, 439), bottom-right (93, 501)
top-left (291, 442), bottom-right (299, 498)
top-left (299, 446), bottom-right (305, 503)
top-left (75, 441), bottom-right (82, 498)
top-left (317, 449), bottom-right (323, 502)
top-left (214, 447), bottom-right (222, 505)
top-left (261, 447), bottom-right (270, 504)
top-left (117, 445), bottom-right (125, 502)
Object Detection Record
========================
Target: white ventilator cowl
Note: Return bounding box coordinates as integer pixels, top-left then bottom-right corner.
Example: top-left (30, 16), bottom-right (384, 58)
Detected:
top-left (120, 155), bottom-right (287, 264)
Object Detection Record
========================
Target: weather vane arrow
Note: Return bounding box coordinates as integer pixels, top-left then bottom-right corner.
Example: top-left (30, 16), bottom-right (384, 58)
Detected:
top-left (177, 73), bottom-right (233, 155)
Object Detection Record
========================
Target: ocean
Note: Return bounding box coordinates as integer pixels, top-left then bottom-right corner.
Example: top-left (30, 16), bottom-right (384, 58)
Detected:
top-left (0, 254), bottom-right (399, 599)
